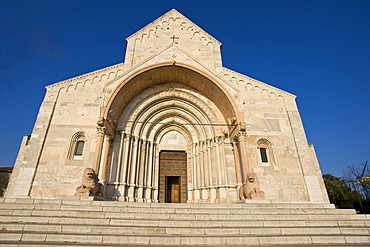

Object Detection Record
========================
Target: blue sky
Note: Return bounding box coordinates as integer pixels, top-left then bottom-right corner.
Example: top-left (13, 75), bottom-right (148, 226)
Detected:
top-left (0, 0), bottom-right (369, 176)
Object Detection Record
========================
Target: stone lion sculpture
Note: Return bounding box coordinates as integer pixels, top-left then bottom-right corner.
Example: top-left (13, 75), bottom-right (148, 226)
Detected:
top-left (75, 168), bottom-right (104, 197)
top-left (239, 172), bottom-right (265, 199)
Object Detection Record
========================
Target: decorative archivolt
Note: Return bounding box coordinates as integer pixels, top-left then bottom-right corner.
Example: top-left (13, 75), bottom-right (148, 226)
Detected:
top-left (46, 63), bottom-right (125, 93)
top-left (117, 83), bottom-right (226, 144)
top-left (222, 67), bottom-right (295, 100)
top-left (155, 125), bottom-right (192, 147)
top-left (119, 84), bottom-right (221, 127)
top-left (126, 101), bottom-right (216, 141)
top-left (144, 114), bottom-right (201, 143)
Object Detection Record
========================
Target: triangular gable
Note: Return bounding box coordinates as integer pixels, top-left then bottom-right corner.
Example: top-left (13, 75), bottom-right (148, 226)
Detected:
top-left (124, 9), bottom-right (223, 73)
top-left (126, 9), bottom-right (221, 45)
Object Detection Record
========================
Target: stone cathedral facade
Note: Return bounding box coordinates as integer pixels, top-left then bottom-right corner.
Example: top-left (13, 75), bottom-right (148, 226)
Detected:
top-left (6, 9), bottom-right (329, 204)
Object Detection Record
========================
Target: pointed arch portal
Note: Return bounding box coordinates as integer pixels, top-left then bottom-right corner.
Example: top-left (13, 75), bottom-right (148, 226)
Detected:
top-left (103, 65), bottom-right (239, 203)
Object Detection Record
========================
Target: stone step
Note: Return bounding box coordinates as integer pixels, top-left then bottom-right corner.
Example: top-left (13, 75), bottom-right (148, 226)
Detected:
top-left (0, 200), bottom-right (356, 219)
top-left (1, 222), bottom-right (369, 236)
top-left (1, 216), bottom-right (369, 229)
top-left (1, 232), bottom-right (370, 246)
top-left (0, 204), bottom-right (354, 216)
top-left (0, 211), bottom-right (368, 223)
top-left (0, 204), bottom-right (362, 215)
top-left (0, 197), bottom-right (337, 209)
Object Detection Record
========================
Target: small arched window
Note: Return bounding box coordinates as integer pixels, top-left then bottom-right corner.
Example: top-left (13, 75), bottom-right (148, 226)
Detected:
top-left (74, 140), bottom-right (85, 157)
top-left (259, 147), bottom-right (268, 163)
top-left (257, 139), bottom-right (274, 166)
top-left (68, 132), bottom-right (86, 160)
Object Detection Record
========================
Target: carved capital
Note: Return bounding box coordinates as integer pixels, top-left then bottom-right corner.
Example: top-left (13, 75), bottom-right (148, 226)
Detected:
top-left (97, 126), bottom-right (106, 136)
top-left (236, 131), bottom-right (247, 142)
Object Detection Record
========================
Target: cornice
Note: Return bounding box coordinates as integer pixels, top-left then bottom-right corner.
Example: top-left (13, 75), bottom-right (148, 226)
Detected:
top-left (45, 63), bottom-right (125, 90)
top-left (222, 67), bottom-right (296, 99)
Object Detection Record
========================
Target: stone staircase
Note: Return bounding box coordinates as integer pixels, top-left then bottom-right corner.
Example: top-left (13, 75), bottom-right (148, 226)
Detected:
top-left (0, 198), bottom-right (369, 246)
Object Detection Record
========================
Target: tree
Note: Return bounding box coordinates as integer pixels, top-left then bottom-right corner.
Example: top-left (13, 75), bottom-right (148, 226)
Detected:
top-left (323, 174), bottom-right (363, 212)
top-left (341, 161), bottom-right (370, 213)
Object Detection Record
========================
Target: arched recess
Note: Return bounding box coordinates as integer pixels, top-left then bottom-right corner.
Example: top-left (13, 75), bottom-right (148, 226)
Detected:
top-left (102, 65), bottom-right (239, 203)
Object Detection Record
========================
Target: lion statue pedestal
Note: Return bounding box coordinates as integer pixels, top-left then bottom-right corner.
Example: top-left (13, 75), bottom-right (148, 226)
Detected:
top-left (239, 172), bottom-right (265, 200)
top-left (75, 168), bottom-right (104, 198)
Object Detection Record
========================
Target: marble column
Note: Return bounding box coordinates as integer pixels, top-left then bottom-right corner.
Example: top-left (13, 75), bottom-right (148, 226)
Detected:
top-left (113, 132), bottom-right (125, 199)
top-left (145, 141), bottom-right (154, 202)
top-left (236, 131), bottom-right (249, 182)
top-left (99, 134), bottom-right (111, 184)
top-left (207, 139), bottom-right (216, 202)
top-left (136, 139), bottom-right (146, 201)
top-left (115, 132), bottom-right (125, 182)
top-left (200, 141), bottom-right (208, 200)
top-left (232, 141), bottom-right (243, 185)
top-left (152, 143), bottom-right (159, 202)
top-left (128, 136), bottom-right (139, 201)
top-left (192, 143), bottom-right (200, 201)
top-left (94, 126), bottom-right (105, 174)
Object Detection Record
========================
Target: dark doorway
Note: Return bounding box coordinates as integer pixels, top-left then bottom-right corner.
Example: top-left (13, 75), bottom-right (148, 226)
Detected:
top-left (166, 176), bottom-right (180, 203)
top-left (159, 151), bottom-right (187, 203)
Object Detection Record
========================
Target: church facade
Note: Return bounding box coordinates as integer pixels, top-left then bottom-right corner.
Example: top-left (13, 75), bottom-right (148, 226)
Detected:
top-left (6, 9), bottom-right (329, 203)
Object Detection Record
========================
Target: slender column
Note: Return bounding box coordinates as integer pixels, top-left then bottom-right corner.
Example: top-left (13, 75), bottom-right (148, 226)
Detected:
top-left (139, 140), bottom-right (149, 202)
top-left (136, 139), bottom-right (145, 201)
top-left (207, 139), bottom-right (217, 202)
top-left (206, 139), bottom-right (213, 187)
top-left (129, 136), bottom-right (138, 184)
top-left (196, 143), bottom-right (202, 189)
top-left (232, 141), bottom-right (243, 185)
top-left (128, 136), bottom-right (139, 201)
top-left (115, 132), bottom-right (125, 183)
top-left (118, 133), bottom-right (130, 200)
top-left (211, 139), bottom-right (218, 184)
top-left (145, 141), bottom-right (154, 201)
top-left (216, 137), bottom-right (227, 202)
top-left (199, 141), bottom-right (205, 187)
top-left (218, 136), bottom-right (228, 201)
top-left (192, 143), bottom-right (200, 200)
top-left (152, 143), bottom-right (159, 202)
top-left (100, 135), bottom-right (111, 184)
top-left (236, 131), bottom-right (249, 182)
top-left (203, 141), bottom-right (209, 188)
top-left (215, 138), bottom-right (222, 186)
top-left (200, 141), bottom-right (208, 200)
top-left (219, 137), bottom-right (228, 185)
top-left (112, 132), bottom-right (124, 199)
top-left (121, 133), bottom-right (131, 184)
top-left (94, 126), bottom-right (105, 173)
top-left (135, 139), bottom-right (143, 184)
top-left (107, 139), bottom-right (116, 182)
